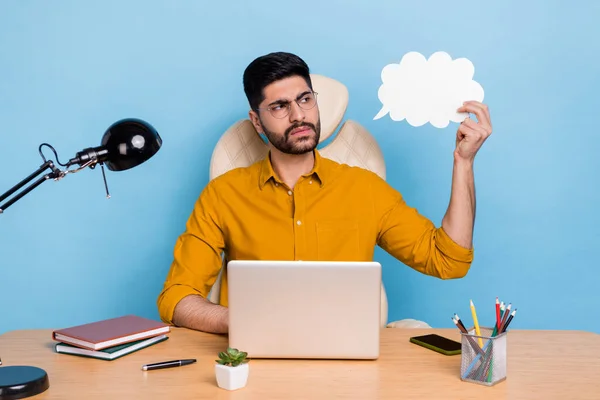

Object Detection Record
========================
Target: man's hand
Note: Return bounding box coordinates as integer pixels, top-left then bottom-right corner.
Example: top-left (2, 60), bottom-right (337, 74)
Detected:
top-left (455, 101), bottom-right (493, 162)
top-left (440, 101), bottom-right (492, 249)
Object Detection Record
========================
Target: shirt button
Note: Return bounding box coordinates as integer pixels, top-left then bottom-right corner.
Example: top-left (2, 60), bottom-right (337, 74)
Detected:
top-left (309, 180), bottom-right (313, 184)
top-left (287, 190), bottom-right (292, 195)
top-left (296, 220), bottom-right (302, 225)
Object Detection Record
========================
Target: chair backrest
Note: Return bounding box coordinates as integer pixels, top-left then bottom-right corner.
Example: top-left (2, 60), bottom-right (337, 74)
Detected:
top-left (207, 74), bottom-right (389, 327)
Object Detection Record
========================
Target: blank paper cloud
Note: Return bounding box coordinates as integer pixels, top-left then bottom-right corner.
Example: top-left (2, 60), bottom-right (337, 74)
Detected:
top-left (373, 51), bottom-right (484, 128)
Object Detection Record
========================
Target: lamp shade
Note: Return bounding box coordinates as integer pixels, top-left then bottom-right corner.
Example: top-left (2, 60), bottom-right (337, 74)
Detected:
top-left (101, 118), bottom-right (162, 171)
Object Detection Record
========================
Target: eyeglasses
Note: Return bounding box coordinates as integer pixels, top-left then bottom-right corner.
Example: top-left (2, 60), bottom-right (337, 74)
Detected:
top-left (257, 91), bottom-right (318, 119)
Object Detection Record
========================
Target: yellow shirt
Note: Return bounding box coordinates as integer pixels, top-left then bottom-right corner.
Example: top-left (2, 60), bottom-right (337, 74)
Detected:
top-left (157, 150), bottom-right (473, 324)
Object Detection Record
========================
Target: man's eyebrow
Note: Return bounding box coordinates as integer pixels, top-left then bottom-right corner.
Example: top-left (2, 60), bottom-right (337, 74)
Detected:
top-left (295, 90), bottom-right (312, 100)
top-left (267, 98), bottom-right (287, 107)
top-left (267, 91), bottom-right (312, 107)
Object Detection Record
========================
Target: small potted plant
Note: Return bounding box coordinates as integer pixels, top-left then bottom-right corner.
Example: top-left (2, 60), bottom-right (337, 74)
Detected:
top-left (215, 347), bottom-right (249, 390)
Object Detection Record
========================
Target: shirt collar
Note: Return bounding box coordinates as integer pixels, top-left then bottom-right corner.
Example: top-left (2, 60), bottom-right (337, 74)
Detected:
top-left (259, 149), bottom-right (326, 189)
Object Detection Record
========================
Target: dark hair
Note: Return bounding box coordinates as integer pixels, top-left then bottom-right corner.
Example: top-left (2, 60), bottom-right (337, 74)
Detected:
top-left (243, 52), bottom-right (312, 111)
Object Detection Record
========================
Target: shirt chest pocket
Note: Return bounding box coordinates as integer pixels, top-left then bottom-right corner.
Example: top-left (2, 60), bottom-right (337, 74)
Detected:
top-left (316, 220), bottom-right (360, 261)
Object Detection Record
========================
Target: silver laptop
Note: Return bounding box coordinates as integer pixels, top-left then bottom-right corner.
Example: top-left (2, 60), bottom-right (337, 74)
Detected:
top-left (227, 260), bottom-right (381, 360)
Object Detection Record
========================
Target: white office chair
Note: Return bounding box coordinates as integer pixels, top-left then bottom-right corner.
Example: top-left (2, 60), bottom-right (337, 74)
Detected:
top-left (207, 74), bottom-right (430, 329)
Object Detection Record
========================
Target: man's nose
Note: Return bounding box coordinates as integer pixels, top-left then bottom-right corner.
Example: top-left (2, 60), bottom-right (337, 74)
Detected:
top-left (288, 101), bottom-right (306, 123)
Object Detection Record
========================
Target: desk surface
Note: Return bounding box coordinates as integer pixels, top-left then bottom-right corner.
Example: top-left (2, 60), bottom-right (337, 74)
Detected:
top-left (1, 327), bottom-right (599, 399)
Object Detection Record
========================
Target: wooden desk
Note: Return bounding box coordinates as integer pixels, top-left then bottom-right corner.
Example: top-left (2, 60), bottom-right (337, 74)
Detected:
top-left (1, 328), bottom-right (598, 399)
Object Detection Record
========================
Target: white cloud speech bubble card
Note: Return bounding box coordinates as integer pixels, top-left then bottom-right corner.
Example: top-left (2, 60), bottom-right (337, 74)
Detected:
top-left (373, 51), bottom-right (484, 128)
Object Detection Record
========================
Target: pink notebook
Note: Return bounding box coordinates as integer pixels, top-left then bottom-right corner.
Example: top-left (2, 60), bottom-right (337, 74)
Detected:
top-left (52, 315), bottom-right (170, 350)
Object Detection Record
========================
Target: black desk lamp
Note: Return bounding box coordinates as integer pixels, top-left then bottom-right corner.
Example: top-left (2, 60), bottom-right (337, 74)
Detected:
top-left (0, 118), bottom-right (162, 399)
top-left (0, 117), bottom-right (162, 214)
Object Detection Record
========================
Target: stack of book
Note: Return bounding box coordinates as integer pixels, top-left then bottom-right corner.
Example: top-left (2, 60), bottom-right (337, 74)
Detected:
top-left (52, 315), bottom-right (170, 361)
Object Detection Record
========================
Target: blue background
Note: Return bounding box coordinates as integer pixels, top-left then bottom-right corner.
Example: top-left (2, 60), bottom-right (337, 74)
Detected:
top-left (1, 1), bottom-right (598, 334)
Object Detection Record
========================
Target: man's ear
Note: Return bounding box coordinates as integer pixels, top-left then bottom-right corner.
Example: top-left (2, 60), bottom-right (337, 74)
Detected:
top-left (248, 110), bottom-right (263, 134)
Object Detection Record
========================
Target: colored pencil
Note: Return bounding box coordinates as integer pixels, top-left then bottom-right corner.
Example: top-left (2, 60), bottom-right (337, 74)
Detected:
top-left (495, 297), bottom-right (501, 331)
top-left (470, 300), bottom-right (484, 347)
top-left (500, 309), bottom-right (517, 333)
top-left (499, 303), bottom-right (512, 331)
top-left (452, 316), bottom-right (485, 356)
top-left (454, 313), bottom-right (467, 332)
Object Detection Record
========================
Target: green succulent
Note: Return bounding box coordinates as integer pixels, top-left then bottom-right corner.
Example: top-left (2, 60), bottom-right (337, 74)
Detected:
top-left (216, 347), bottom-right (249, 367)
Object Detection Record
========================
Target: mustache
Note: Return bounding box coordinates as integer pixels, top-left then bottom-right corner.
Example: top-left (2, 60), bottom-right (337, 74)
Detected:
top-left (285, 122), bottom-right (317, 138)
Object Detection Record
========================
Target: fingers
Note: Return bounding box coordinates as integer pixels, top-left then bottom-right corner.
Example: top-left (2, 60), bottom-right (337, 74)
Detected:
top-left (463, 101), bottom-right (491, 125)
top-left (462, 117), bottom-right (492, 140)
top-left (457, 101), bottom-right (492, 134)
top-left (458, 120), bottom-right (479, 138)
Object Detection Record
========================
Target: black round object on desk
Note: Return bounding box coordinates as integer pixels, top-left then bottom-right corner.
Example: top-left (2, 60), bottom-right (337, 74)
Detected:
top-left (0, 366), bottom-right (49, 399)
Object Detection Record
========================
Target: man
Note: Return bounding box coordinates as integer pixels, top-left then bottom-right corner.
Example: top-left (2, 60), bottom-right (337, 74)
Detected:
top-left (157, 52), bottom-right (492, 334)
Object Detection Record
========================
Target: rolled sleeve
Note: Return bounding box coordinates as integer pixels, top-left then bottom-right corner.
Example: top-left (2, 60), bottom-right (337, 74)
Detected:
top-left (435, 225), bottom-right (473, 263)
top-left (157, 282), bottom-right (204, 325)
top-left (373, 176), bottom-right (473, 279)
top-left (157, 182), bottom-right (225, 324)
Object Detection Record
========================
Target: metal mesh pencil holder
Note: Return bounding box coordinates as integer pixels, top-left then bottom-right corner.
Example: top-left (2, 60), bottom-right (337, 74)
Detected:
top-left (460, 326), bottom-right (507, 386)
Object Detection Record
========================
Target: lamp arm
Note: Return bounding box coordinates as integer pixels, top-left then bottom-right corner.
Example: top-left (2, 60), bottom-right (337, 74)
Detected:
top-left (0, 160), bottom-right (64, 213)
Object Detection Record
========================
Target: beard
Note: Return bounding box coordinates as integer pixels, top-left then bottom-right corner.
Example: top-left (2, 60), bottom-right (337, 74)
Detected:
top-left (261, 119), bottom-right (321, 155)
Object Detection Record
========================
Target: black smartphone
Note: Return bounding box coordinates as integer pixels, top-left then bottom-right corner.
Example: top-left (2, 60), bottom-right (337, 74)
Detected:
top-left (409, 333), bottom-right (462, 356)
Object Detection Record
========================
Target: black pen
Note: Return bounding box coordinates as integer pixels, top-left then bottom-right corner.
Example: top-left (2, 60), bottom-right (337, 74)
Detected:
top-left (142, 359), bottom-right (196, 371)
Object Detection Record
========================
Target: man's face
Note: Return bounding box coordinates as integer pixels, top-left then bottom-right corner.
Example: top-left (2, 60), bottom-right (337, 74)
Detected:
top-left (250, 76), bottom-right (320, 155)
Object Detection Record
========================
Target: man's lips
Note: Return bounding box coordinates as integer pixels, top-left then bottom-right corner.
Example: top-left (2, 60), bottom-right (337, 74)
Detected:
top-left (290, 126), bottom-right (312, 135)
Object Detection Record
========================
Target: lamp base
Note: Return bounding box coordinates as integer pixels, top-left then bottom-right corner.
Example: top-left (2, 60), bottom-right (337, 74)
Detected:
top-left (0, 366), bottom-right (49, 399)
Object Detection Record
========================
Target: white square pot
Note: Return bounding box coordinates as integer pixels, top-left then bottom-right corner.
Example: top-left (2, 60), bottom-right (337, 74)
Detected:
top-left (215, 363), bottom-right (249, 390)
